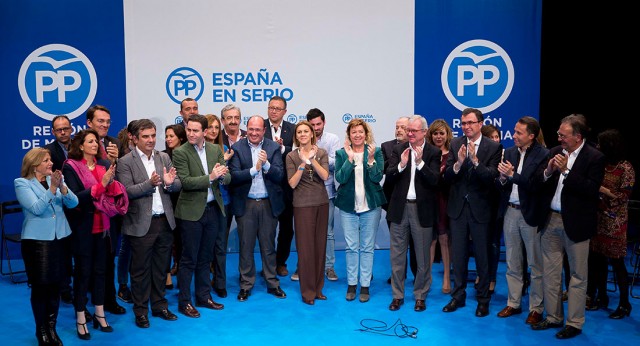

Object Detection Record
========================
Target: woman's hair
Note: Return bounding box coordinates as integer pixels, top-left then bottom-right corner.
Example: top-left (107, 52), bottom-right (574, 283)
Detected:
top-left (164, 124), bottom-right (187, 152)
top-left (20, 147), bottom-right (50, 179)
top-left (597, 129), bottom-right (626, 164)
top-left (345, 118), bottom-right (374, 145)
top-left (427, 119), bottom-right (453, 149)
top-left (293, 120), bottom-right (317, 147)
top-left (68, 128), bottom-right (101, 161)
top-left (205, 114), bottom-right (224, 151)
top-left (117, 127), bottom-right (131, 156)
top-left (481, 124), bottom-right (500, 140)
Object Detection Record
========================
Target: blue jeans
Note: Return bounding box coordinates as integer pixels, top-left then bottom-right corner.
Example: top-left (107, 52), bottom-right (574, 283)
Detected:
top-left (340, 207), bottom-right (381, 287)
top-left (325, 199), bottom-right (335, 270)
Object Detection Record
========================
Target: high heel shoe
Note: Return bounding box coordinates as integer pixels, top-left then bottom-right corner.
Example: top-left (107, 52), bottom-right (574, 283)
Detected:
top-left (93, 314), bottom-right (114, 332)
top-left (609, 303), bottom-right (632, 319)
top-left (76, 321), bottom-right (91, 340)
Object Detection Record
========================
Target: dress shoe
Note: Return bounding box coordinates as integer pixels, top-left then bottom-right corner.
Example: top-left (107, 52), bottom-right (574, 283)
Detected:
top-left (76, 321), bottom-right (91, 340)
top-left (165, 284), bottom-right (174, 290)
top-left (214, 288), bottom-right (228, 298)
top-left (178, 303), bottom-right (200, 318)
top-left (389, 298), bottom-right (404, 311)
top-left (196, 297), bottom-right (224, 310)
top-left (442, 299), bottom-right (465, 312)
top-left (531, 319), bottom-right (563, 330)
top-left (104, 302), bottom-right (126, 315)
top-left (267, 286), bottom-right (287, 299)
top-left (526, 311), bottom-right (543, 324)
top-left (302, 298), bottom-right (315, 305)
top-left (497, 306), bottom-right (522, 318)
top-left (346, 285), bottom-right (357, 301)
top-left (152, 309), bottom-right (178, 321)
top-left (555, 326), bottom-right (582, 339)
top-left (359, 287), bottom-right (370, 303)
top-left (135, 315), bottom-right (150, 328)
top-left (92, 314), bottom-right (113, 332)
top-left (476, 303), bottom-right (489, 317)
top-left (609, 303), bottom-right (632, 319)
top-left (316, 293), bottom-right (327, 300)
top-left (117, 284), bottom-right (133, 304)
top-left (237, 289), bottom-right (251, 302)
top-left (276, 265), bottom-right (288, 277)
top-left (414, 300), bottom-right (426, 312)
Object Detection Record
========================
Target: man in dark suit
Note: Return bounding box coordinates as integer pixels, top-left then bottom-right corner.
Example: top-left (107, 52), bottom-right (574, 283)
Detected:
top-left (220, 103), bottom-right (247, 148)
top-left (494, 116), bottom-right (548, 324)
top-left (172, 114), bottom-right (231, 318)
top-left (228, 116), bottom-right (287, 302)
top-left (85, 105), bottom-right (127, 315)
top-left (45, 114), bottom-right (74, 303)
top-left (263, 96), bottom-right (296, 278)
top-left (531, 114), bottom-right (605, 339)
top-left (179, 98), bottom-right (199, 126)
top-left (385, 115), bottom-right (441, 312)
top-left (116, 119), bottom-right (182, 328)
top-left (442, 108), bottom-right (502, 317)
top-left (381, 116), bottom-right (416, 282)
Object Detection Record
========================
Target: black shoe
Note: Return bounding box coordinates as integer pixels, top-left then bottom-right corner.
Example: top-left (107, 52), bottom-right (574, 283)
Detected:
top-left (442, 299), bottom-right (465, 312)
top-left (214, 288), bottom-right (228, 298)
top-left (60, 289), bottom-right (73, 304)
top-left (152, 309), bottom-right (178, 321)
top-left (76, 321), bottom-right (90, 340)
top-left (105, 302), bottom-right (126, 315)
top-left (47, 318), bottom-right (62, 346)
top-left (475, 303), bottom-right (489, 317)
top-left (92, 314), bottom-right (113, 332)
top-left (267, 286), bottom-right (287, 299)
top-left (609, 303), bottom-right (632, 319)
top-left (117, 285), bottom-right (133, 304)
top-left (531, 319), bottom-right (563, 330)
top-left (237, 289), bottom-right (250, 302)
top-left (135, 315), bottom-right (150, 328)
top-left (37, 325), bottom-right (52, 345)
top-left (555, 326), bottom-right (582, 339)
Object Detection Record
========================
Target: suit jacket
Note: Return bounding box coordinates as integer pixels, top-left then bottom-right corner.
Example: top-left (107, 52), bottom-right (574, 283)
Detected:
top-left (334, 145), bottom-right (386, 213)
top-left (444, 136), bottom-right (502, 222)
top-left (380, 139), bottom-right (402, 210)
top-left (263, 119), bottom-right (295, 201)
top-left (228, 137), bottom-right (284, 218)
top-left (496, 141), bottom-right (549, 227)
top-left (116, 149), bottom-right (182, 237)
top-left (44, 141), bottom-right (68, 171)
top-left (540, 143), bottom-right (605, 242)
top-left (101, 135), bottom-right (120, 169)
top-left (385, 141), bottom-right (441, 227)
top-left (172, 141), bottom-right (231, 221)
top-left (14, 176), bottom-right (78, 240)
top-left (222, 129), bottom-right (247, 149)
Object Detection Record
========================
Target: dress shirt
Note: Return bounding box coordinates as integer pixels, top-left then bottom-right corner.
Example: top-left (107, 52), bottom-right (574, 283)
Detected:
top-left (135, 147), bottom-right (165, 215)
top-left (549, 140), bottom-right (585, 212)
top-left (194, 143), bottom-right (215, 203)
top-left (397, 140), bottom-right (426, 200)
top-left (316, 131), bottom-right (340, 199)
top-left (247, 139), bottom-right (269, 199)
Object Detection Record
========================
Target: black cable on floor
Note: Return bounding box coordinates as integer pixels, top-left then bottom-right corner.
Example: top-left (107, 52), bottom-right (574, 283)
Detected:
top-left (356, 318), bottom-right (418, 339)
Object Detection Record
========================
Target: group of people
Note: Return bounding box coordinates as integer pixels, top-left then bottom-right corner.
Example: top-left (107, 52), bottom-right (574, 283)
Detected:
top-left (15, 97), bottom-right (635, 344)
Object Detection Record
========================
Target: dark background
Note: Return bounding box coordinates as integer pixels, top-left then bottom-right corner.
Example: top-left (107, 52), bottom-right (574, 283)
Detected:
top-left (539, 2), bottom-right (637, 198)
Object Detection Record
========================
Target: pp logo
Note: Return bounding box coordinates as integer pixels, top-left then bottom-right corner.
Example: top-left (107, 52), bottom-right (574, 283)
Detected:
top-left (166, 67), bottom-right (204, 104)
top-left (342, 113), bottom-right (353, 123)
top-left (174, 116), bottom-right (184, 125)
top-left (441, 39), bottom-right (514, 114)
top-left (286, 114), bottom-right (298, 123)
top-left (18, 44), bottom-right (97, 121)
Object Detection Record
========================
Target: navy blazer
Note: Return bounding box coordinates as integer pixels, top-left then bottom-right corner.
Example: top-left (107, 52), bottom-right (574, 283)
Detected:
top-left (228, 137), bottom-right (284, 218)
top-left (380, 138), bottom-right (402, 211)
top-left (540, 143), bottom-right (605, 242)
top-left (385, 141), bottom-right (441, 227)
top-left (263, 119), bottom-right (295, 201)
top-left (444, 136), bottom-right (502, 222)
top-left (496, 141), bottom-right (549, 227)
top-left (44, 141), bottom-right (68, 171)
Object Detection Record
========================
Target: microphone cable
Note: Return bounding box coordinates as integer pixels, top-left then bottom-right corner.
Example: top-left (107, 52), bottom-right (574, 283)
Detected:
top-left (356, 318), bottom-right (418, 339)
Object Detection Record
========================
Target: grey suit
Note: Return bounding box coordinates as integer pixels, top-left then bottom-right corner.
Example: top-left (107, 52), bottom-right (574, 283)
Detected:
top-left (116, 148), bottom-right (181, 317)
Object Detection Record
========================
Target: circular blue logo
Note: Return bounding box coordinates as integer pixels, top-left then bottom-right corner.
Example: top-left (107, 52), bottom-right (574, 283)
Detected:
top-left (166, 67), bottom-right (204, 104)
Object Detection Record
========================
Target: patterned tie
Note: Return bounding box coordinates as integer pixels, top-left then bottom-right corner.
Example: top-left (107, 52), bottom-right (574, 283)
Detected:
top-left (100, 140), bottom-right (108, 159)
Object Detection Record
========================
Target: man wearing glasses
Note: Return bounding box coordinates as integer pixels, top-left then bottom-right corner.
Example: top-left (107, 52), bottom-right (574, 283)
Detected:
top-left (443, 108), bottom-right (502, 317)
top-left (263, 96), bottom-right (296, 278)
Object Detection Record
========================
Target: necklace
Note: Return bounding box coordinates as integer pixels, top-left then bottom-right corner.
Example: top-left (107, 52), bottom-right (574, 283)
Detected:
top-left (87, 161), bottom-right (96, 171)
top-left (604, 162), bottom-right (621, 173)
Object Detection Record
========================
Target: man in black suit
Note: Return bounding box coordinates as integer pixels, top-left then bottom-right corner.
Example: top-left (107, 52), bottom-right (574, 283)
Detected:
top-left (228, 116), bottom-right (287, 302)
top-left (381, 116), bottom-right (416, 282)
top-left (494, 116), bottom-right (549, 324)
top-left (385, 115), bottom-right (441, 312)
top-left (442, 108), bottom-right (502, 317)
top-left (263, 96), bottom-right (296, 278)
top-left (179, 98), bottom-right (199, 126)
top-left (220, 104), bottom-right (247, 148)
top-left (531, 114), bottom-right (605, 339)
top-left (86, 105), bottom-right (126, 315)
top-left (45, 114), bottom-right (74, 303)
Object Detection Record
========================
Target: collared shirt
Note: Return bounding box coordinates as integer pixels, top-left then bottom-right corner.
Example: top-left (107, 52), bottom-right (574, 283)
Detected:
top-left (247, 139), bottom-right (269, 199)
top-left (135, 147), bottom-right (165, 215)
top-left (508, 146), bottom-right (528, 204)
top-left (193, 142), bottom-right (215, 203)
top-left (225, 130), bottom-right (241, 147)
top-left (352, 152), bottom-right (370, 213)
top-left (56, 140), bottom-right (69, 158)
top-left (550, 140), bottom-right (585, 212)
top-left (316, 131), bottom-right (340, 199)
top-left (269, 121), bottom-right (285, 154)
top-left (397, 140), bottom-right (426, 200)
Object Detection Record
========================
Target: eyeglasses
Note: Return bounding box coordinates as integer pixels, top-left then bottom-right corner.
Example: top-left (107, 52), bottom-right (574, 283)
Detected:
top-left (53, 127), bottom-right (72, 133)
top-left (406, 129), bottom-right (424, 134)
top-left (460, 121), bottom-right (480, 127)
top-left (557, 131), bottom-right (573, 140)
top-left (268, 106), bottom-right (285, 112)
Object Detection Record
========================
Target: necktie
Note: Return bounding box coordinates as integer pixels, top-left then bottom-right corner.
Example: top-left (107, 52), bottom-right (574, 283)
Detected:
top-left (100, 140), bottom-right (108, 159)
